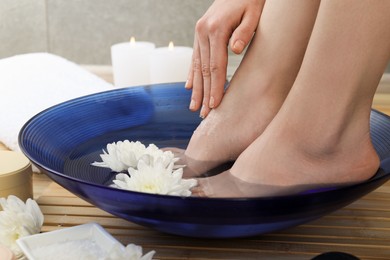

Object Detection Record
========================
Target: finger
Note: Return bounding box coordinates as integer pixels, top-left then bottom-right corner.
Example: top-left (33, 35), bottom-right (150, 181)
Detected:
top-left (209, 36), bottom-right (228, 109)
top-left (190, 38), bottom-right (203, 112)
top-left (185, 55), bottom-right (194, 90)
top-left (197, 30), bottom-right (212, 117)
top-left (199, 43), bottom-right (211, 118)
top-left (230, 9), bottom-right (261, 54)
top-left (185, 36), bottom-right (197, 90)
top-left (200, 73), bottom-right (211, 118)
top-left (200, 104), bottom-right (211, 119)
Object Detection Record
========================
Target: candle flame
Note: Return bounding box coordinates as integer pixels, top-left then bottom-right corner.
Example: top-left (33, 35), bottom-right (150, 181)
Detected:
top-left (130, 37), bottom-right (136, 46)
top-left (168, 41), bottom-right (174, 51)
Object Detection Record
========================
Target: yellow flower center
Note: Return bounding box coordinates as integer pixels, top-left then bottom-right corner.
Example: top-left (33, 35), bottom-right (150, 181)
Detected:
top-left (142, 183), bottom-right (158, 192)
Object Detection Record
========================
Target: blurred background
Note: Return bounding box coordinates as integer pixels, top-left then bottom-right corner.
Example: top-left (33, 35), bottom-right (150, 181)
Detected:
top-left (0, 0), bottom-right (388, 72)
top-left (0, 0), bottom-right (212, 64)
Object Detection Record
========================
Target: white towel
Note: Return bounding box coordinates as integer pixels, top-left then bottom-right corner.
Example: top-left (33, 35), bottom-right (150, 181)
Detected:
top-left (0, 53), bottom-right (113, 151)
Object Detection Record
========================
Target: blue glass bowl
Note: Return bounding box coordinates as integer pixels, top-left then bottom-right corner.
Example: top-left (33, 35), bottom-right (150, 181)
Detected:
top-left (19, 83), bottom-right (390, 238)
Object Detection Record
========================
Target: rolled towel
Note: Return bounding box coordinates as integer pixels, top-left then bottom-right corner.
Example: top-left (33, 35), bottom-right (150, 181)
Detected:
top-left (0, 53), bottom-right (113, 151)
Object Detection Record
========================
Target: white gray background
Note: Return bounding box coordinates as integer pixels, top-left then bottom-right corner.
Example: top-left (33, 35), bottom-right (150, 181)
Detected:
top-left (1, 0), bottom-right (389, 72)
top-left (0, 0), bottom-right (212, 64)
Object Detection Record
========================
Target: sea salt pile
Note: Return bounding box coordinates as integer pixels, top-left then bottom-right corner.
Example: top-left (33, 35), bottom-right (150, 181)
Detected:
top-left (31, 239), bottom-right (107, 260)
top-left (30, 238), bottom-right (155, 260)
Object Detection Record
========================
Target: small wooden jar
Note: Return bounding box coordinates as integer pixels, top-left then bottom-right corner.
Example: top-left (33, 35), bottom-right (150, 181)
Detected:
top-left (0, 151), bottom-right (33, 202)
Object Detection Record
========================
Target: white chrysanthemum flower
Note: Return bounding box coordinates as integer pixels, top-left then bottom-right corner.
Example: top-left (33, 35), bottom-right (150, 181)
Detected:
top-left (0, 195), bottom-right (44, 257)
top-left (112, 159), bottom-right (197, 197)
top-left (108, 243), bottom-right (155, 260)
top-left (144, 144), bottom-right (179, 168)
top-left (91, 140), bottom-right (180, 172)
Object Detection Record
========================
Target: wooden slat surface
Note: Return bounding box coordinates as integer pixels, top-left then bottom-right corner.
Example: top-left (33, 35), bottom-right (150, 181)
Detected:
top-left (33, 175), bottom-right (390, 260)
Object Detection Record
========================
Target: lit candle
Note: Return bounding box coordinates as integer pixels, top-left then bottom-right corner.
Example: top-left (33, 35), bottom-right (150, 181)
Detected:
top-left (111, 37), bottom-right (155, 88)
top-left (149, 41), bottom-right (193, 84)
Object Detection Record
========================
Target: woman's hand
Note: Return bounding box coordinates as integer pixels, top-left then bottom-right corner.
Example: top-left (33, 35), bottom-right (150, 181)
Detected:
top-left (186, 0), bottom-right (265, 118)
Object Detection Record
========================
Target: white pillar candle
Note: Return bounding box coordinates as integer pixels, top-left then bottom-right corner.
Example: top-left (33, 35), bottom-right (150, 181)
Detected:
top-left (111, 37), bottom-right (155, 88)
top-left (150, 42), bottom-right (193, 84)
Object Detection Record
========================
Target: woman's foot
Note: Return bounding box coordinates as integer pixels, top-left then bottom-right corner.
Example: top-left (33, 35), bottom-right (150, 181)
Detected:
top-left (177, 0), bottom-right (321, 178)
top-left (192, 109), bottom-right (380, 198)
top-left (180, 77), bottom-right (289, 178)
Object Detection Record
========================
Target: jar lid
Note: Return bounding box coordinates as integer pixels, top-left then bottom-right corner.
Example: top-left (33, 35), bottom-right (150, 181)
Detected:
top-left (0, 151), bottom-right (32, 189)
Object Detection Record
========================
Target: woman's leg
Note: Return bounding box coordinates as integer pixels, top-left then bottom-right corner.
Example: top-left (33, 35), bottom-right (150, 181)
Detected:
top-left (195, 0), bottom-right (390, 197)
top-left (179, 0), bottom-right (320, 177)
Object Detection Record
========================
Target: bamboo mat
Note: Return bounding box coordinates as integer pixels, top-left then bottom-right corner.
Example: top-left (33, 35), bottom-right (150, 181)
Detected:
top-left (34, 174), bottom-right (390, 260)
